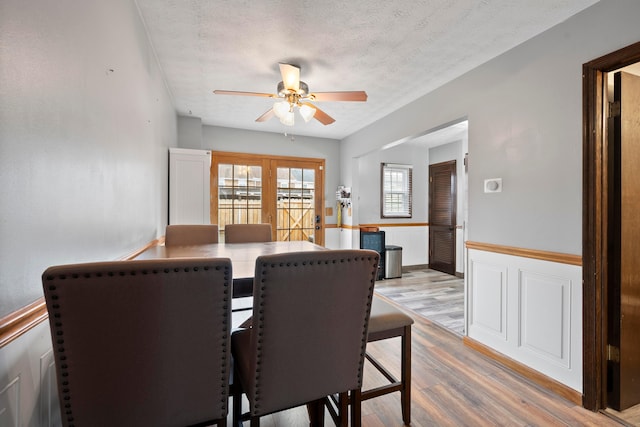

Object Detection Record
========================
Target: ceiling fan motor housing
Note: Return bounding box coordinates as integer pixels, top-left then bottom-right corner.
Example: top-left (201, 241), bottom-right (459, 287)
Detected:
top-left (277, 81), bottom-right (309, 98)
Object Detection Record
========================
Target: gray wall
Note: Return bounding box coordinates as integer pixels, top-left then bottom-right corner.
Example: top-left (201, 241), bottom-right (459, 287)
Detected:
top-left (178, 116), bottom-right (204, 148)
top-left (341, 0), bottom-right (640, 256)
top-left (0, 0), bottom-right (176, 317)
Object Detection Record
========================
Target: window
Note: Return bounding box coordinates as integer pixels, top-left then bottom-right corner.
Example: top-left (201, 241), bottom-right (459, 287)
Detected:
top-left (381, 163), bottom-right (412, 218)
top-left (217, 163), bottom-right (263, 229)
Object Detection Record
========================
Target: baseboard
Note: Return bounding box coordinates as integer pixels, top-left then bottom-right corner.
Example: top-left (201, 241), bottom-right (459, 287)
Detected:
top-left (405, 264), bottom-right (464, 278)
top-left (402, 264), bottom-right (428, 272)
top-left (463, 336), bottom-right (583, 406)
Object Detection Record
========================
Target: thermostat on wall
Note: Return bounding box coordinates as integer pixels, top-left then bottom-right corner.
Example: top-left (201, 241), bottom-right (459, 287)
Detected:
top-left (484, 178), bottom-right (502, 193)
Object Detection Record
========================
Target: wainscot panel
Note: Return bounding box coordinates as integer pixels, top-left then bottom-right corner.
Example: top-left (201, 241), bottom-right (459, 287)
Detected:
top-left (467, 247), bottom-right (582, 392)
top-left (0, 321), bottom-right (57, 426)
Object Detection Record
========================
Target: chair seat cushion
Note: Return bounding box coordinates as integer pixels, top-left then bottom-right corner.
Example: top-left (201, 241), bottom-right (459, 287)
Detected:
top-left (368, 296), bottom-right (414, 335)
top-left (236, 296), bottom-right (414, 335)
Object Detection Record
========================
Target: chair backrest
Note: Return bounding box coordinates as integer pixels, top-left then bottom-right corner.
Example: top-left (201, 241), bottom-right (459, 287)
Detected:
top-left (224, 223), bottom-right (272, 243)
top-left (247, 249), bottom-right (379, 416)
top-left (42, 258), bottom-right (232, 427)
top-left (165, 224), bottom-right (219, 246)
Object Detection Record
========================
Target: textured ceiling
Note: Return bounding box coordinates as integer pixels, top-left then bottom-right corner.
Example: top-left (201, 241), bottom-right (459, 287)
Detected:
top-left (134, 0), bottom-right (599, 140)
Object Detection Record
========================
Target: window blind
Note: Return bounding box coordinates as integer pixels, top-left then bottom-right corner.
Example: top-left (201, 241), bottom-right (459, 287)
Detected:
top-left (381, 163), bottom-right (412, 218)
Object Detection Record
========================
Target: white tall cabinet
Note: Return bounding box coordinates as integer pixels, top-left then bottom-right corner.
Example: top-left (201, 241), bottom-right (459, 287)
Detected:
top-left (169, 148), bottom-right (211, 224)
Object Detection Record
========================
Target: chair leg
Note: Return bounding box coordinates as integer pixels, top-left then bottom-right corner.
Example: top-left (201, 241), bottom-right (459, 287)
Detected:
top-left (350, 388), bottom-right (362, 427)
top-left (249, 416), bottom-right (260, 427)
top-left (338, 392), bottom-right (349, 427)
top-left (232, 369), bottom-right (243, 427)
top-left (307, 399), bottom-right (325, 426)
top-left (401, 325), bottom-right (412, 425)
top-left (233, 394), bottom-right (243, 427)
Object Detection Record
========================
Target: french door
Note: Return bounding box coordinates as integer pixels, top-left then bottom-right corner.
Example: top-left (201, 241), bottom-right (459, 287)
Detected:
top-left (210, 152), bottom-right (325, 246)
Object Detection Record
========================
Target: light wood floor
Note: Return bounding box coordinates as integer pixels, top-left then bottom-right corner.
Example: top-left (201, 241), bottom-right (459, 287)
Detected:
top-left (230, 292), bottom-right (625, 426)
top-left (607, 405), bottom-right (640, 426)
top-left (375, 267), bottom-right (640, 426)
top-left (374, 268), bottom-right (464, 335)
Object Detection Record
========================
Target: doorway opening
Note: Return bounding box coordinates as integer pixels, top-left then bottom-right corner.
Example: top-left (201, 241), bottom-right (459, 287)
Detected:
top-left (372, 119), bottom-right (469, 336)
top-left (583, 41), bottom-right (640, 420)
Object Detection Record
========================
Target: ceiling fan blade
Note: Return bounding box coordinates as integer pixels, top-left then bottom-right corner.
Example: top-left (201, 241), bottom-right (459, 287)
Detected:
top-left (309, 91), bottom-right (368, 102)
top-left (255, 108), bottom-right (275, 122)
top-left (214, 90), bottom-right (276, 98)
top-left (279, 63), bottom-right (300, 92)
top-left (300, 102), bottom-right (335, 125)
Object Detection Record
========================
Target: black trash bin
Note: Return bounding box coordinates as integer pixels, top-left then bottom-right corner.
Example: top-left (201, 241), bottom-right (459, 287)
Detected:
top-left (360, 231), bottom-right (385, 280)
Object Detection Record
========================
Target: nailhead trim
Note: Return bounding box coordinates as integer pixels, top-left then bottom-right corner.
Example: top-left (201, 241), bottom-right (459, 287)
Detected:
top-left (250, 253), bottom-right (378, 414)
top-left (44, 261), bottom-right (232, 424)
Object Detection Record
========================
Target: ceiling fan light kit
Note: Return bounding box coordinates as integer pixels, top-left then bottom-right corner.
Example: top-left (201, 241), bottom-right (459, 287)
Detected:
top-left (214, 63), bottom-right (367, 127)
top-left (272, 96), bottom-right (314, 126)
top-left (298, 103), bottom-right (316, 122)
top-left (280, 110), bottom-right (295, 126)
top-left (273, 100), bottom-right (291, 118)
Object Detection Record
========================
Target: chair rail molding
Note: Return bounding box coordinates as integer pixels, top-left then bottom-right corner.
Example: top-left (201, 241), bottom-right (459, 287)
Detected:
top-left (466, 241), bottom-right (582, 266)
top-left (0, 237), bottom-right (163, 426)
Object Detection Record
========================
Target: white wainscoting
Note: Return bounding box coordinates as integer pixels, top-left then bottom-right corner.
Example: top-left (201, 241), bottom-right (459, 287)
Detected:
top-left (456, 227), bottom-right (465, 275)
top-left (333, 225), bottom-right (433, 269)
top-left (342, 227), bottom-right (355, 250)
top-left (324, 227), bottom-right (340, 249)
top-left (0, 320), bottom-right (59, 427)
top-left (467, 248), bottom-right (582, 392)
top-left (378, 226), bottom-right (429, 267)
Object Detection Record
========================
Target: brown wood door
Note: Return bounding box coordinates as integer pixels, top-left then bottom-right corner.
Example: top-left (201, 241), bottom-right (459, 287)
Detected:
top-left (272, 159), bottom-right (324, 246)
top-left (607, 71), bottom-right (640, 411)
top-left (210, 152), bottom-right (324, 246)
top-left (429, 161), bottom-right (456, 275)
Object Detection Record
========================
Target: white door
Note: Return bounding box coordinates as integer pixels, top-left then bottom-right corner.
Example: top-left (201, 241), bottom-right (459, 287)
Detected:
top-left (169, 148), bottom-right (211, 224)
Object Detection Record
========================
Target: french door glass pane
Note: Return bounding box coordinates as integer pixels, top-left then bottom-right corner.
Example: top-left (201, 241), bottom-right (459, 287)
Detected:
top-left (218, 163), bottom-right (262, 242)
top-left (276, 167), bottom-right (315, 242)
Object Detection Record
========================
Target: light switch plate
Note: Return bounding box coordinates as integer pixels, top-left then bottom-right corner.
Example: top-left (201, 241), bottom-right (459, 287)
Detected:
top-left (484, 178), bottom-right (502, 193)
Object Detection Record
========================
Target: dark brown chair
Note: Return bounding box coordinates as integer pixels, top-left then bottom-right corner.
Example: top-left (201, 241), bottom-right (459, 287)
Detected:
top-left (42, 258), bottom-right (232, 427)
top-left (224, 223), bottom-right (272, 243)
top-left (165, 224), bottom-right (219, 246)
top-left (363, 296), bottom-right (414, 425)
top-left (231, 249), bottom-right (379, 427)
top-left (324, 296), bottom-right (413, 426)
top-left (224, 223), bottom-right (272, 302)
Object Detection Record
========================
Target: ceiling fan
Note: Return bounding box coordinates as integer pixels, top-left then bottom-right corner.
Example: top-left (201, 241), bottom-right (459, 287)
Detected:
top-left (214, 63), bottom-right (367, 126)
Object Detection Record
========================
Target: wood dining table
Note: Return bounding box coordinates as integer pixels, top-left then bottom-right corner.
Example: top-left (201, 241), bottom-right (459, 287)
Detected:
top-left (135, 240), bottom-right (327, 297)
top-left (135, 240), bottom-right (327, 327)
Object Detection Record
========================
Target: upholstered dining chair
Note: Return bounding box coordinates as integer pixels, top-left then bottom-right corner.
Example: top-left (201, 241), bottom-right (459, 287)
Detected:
top-left (165, 224), bottom-right (219, 246)
top-left (42, 258), bottom-right (232, 427)
top-left (224, 223), bottom-right (272, 243)
top-left (324, 296), bottom-right (414, 426)
top-left (224, 223), bottom-right (272, 302)
top-left (362, 296), bottom-right (414, 425)
top-left (231, 249), bottom-right (379, 427)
